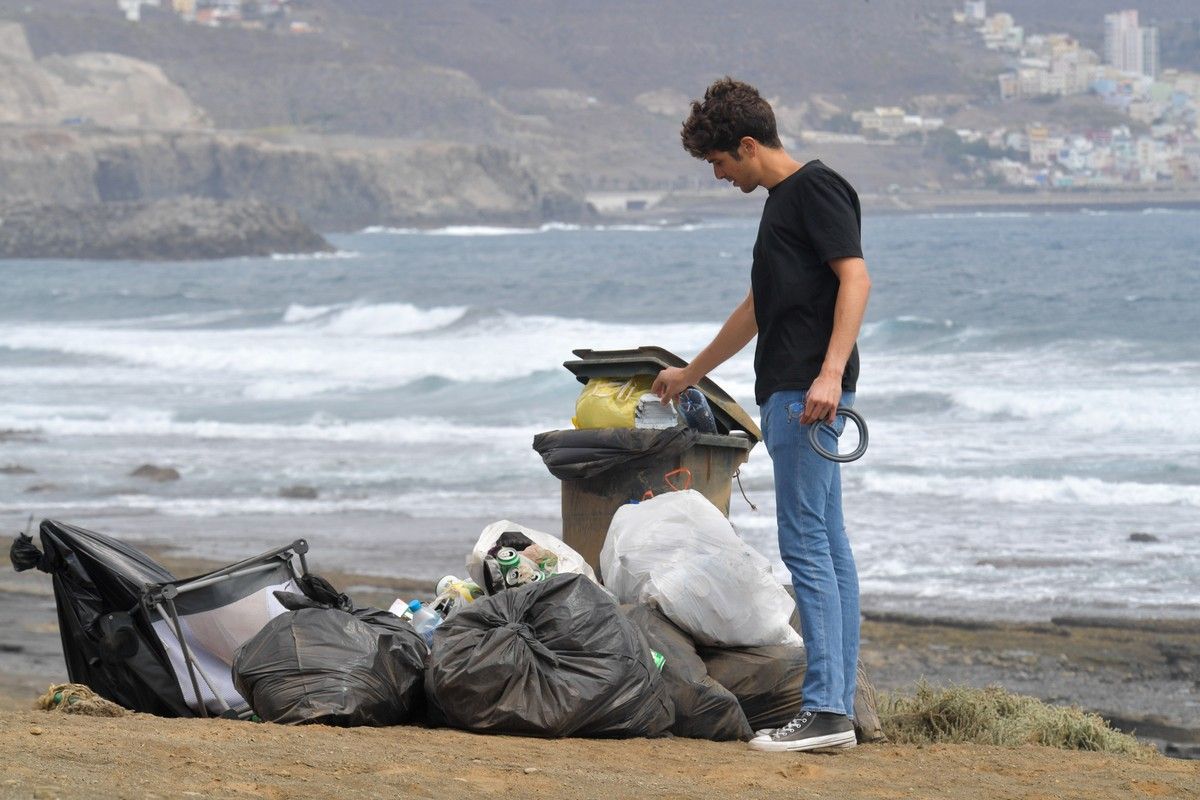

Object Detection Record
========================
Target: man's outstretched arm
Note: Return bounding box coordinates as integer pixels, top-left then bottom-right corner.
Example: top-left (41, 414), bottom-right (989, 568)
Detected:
top-left (801, 256), bottom-right (871, 424)
top-left (652, 289), bottom-right (757, 401)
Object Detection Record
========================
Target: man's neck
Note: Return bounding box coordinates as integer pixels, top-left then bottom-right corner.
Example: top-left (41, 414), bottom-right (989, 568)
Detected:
top-left (758, 149), bottom-right (806, 190)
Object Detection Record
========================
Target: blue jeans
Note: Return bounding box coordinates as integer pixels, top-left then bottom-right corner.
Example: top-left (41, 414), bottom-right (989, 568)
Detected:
top-left (761, 389), bottom-right (859, 717)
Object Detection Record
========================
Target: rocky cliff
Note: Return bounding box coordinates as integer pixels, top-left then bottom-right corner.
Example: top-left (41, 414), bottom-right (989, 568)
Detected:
top-left (0, 197), bottom-right (333, 260)
top-left (0, 127), bottom-right (587, 230)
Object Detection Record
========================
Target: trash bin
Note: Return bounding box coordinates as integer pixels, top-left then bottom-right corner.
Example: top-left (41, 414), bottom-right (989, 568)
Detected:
top-left (533, 346), bottom-right (761, 578)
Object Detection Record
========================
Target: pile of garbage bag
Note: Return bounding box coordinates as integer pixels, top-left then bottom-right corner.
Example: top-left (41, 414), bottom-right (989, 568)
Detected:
top-left (12, 505), bottom-right (884, 744)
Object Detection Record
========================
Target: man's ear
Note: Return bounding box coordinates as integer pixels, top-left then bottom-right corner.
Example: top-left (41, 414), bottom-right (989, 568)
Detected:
top-left (740, 136), bottom-right (758, 158)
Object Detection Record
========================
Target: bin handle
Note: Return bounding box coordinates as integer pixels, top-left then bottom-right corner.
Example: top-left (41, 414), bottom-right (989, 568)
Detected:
top-left (639, 467), bottom-right (694, 503)
top-left (664, 467), bottom-right (692, 492)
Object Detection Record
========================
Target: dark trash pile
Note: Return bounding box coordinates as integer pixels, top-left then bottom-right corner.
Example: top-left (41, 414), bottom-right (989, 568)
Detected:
top-left (11, 515), bottom-right (882, 742)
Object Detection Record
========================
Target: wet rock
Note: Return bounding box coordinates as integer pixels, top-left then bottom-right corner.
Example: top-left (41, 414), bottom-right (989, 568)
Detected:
top-left (0, 429), bottom-right (42, 443)
top-left (0, 464), bottom-right (35, 475)
top-left (24, 483), bottom-right (60, 493)
top-left (279, 485), bottom-right (318, 500)
top-left (130, 464), bottom-right (181, 482)
top-left (1128, 532), bottom-right (1159, 543)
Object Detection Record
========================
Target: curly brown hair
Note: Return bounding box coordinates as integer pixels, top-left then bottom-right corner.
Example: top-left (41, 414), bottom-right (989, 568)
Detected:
top-left (681, 77), bottom-right (782, 159)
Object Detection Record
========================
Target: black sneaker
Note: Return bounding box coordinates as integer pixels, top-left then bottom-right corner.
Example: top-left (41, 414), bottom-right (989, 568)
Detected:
top-left (748, 710), bottom-right (856, 752)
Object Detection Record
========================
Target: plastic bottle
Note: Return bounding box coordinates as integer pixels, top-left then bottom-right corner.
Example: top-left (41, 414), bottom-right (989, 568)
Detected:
top-left (408, 599), bottom-right (443, 648)
top-left (678, 388), bottom-right (718, 433)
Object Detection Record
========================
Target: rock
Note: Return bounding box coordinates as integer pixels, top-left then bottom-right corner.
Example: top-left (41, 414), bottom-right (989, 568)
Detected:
top-left (130, 464), bottom-right (181, 482)
top-left (24, 483), bottom-right (60, 493)
top-left (279, 485), bottom-right (318, 500)
top-left (0, 197), bottom-right (333, 260)
top-left (0, 428), bottom-right (42, 443)
top-left (0, 127), bottom-right (588, 232)
top-left (1128, 532), bottom-right (1159, 543)
top-left (0, 464), bottom-right (35, 475)
top-left (523, 767), bottom-right (540, 775)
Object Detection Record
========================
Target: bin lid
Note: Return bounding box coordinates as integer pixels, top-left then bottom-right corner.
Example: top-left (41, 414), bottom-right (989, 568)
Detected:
top-left (563, 346), bottom-right (762, 445)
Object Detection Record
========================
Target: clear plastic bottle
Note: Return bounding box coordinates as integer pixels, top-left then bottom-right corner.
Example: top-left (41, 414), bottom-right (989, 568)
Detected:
top-left (408, 599), bottom-right (443, 648)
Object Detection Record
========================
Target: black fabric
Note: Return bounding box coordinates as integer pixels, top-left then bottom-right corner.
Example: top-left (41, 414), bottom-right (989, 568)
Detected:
top-left (426, 573), bottom-right (674, 738)
top-left (532, 427), bottom-right (699, 481)
top-left (12, 520), bottom-right (193, 717)
top-left (232, 606), bottom-right (427, 726)
top-left (751, 159), bottom-right (862, 404)
top-left (622, 605), bottom-right (752, 741)
top-left (166, 559), bottom-right (296, 616)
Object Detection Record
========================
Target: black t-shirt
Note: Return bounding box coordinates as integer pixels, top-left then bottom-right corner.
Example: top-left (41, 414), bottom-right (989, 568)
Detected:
top-left (750, 159), bottom-right (862, 405)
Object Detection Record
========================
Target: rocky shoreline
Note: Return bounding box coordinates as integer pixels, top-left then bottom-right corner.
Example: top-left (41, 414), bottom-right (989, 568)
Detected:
top-left (0, 197), bottom-right (332, 260)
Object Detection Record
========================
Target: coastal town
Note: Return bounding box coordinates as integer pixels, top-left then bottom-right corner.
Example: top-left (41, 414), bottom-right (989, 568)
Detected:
top-left (852, 3), bottom-right (1199, 190)
top-left (118, 0), bottom-right (316, 33)
top-left (110, 1), bottom-right (1199, 196)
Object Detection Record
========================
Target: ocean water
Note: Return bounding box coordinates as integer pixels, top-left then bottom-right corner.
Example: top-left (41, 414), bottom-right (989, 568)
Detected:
top-left (1, 209), bottom-right (1197, 620)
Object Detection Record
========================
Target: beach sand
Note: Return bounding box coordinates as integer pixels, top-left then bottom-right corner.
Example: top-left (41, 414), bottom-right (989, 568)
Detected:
top-left (1, 546), bottom-right (1197, 798)
top-left (1, 707), bottom-right (1196, 800)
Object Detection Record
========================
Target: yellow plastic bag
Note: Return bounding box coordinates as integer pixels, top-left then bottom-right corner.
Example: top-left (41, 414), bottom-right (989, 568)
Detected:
top-left (572, 376), bottom-right (654, 429)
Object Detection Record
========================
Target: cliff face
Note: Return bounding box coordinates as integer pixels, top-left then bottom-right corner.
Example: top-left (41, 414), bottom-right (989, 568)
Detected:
top-left (0, 21), bottom-right (208, 129)
top-left (0, 197), bottom-right (333, 260)
top-left (0, 128), bottom-right (587, 230)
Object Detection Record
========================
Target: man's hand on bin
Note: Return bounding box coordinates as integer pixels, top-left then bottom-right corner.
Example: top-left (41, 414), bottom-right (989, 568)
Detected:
top-left (652, 366), bottom-right (693, 404)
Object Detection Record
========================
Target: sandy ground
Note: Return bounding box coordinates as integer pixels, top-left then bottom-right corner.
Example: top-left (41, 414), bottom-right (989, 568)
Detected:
top-left (2, 547), bottom-right (1198, 798)
top-left (1, 706), bottom-right (1197, 800)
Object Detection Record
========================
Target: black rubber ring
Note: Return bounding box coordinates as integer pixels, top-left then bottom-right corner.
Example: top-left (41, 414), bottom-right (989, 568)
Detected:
top-left (808, 407), bottom-right (869, 463)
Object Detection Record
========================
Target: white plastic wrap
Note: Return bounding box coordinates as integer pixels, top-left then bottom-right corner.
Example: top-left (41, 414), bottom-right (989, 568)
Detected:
top-left (467, 520), bottom-right (597, 590)
top-left (601, 490), bottom-right (802, 648)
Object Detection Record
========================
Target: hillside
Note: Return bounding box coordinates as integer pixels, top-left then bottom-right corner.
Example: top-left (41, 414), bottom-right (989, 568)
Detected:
top-left (0, 0), bottom-right (1196, 212)
top-left (12, 0), bottom-right (1187, 193)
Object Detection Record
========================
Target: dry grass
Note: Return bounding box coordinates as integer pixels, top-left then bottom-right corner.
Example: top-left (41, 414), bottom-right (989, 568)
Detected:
top-left (879, 683), bottom-right (1155, 756)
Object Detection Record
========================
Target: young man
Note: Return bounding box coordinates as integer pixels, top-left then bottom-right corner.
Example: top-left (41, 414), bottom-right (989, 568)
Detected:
top-left (651, 77), bottom-right (871, 753)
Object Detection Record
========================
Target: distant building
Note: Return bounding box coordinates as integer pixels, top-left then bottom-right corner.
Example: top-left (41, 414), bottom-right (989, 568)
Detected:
top-left (1141, 25), bottom-right (1160, 79)
top-left (118, 0), bottom-right (142, 21)
top-left (852, 107), bottom-right (943, 138)
top-left (1104, 10), bottom-right (1158, 78)
top-left (964, 1), bottom-right (986, 24)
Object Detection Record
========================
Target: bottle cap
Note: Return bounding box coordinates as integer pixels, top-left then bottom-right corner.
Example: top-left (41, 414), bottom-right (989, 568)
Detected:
top-left (408, 599), bottom-right (422, 612)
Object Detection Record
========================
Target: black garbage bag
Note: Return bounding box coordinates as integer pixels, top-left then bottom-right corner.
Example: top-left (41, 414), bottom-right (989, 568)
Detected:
top-left (699, 645), bottom-right (884, 742)
top-left (233, 605), bottom-right (426, 726)
top-left (622, 605), bottom-right (752, 741)
top-left (426, 573), bottom-right (674, 738)
top-left (9, 521), bottom-right (192, 717)
top-left (532, 427), bottom-right (698, 481)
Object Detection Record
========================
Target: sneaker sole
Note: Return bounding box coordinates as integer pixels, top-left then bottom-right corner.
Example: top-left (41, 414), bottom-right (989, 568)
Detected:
top-left (748, 729), bottom-right (857, 753)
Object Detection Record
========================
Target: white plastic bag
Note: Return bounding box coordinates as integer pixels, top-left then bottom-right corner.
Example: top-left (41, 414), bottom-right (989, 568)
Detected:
top-left (601, 490), bottom-right (802, 648)
top-left (467, 520), bottom-right (597, 592)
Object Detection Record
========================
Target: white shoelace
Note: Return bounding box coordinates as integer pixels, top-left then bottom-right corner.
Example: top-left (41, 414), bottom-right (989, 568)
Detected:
top-left (774, 710), bottom-right (813, 738)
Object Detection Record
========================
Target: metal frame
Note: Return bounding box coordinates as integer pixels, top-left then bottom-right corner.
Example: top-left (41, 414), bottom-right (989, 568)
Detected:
top-left (141, 539), bottom-right (310, 718)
